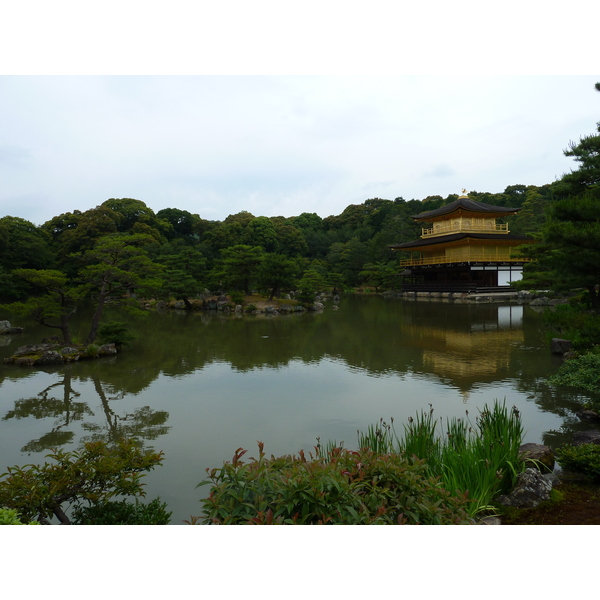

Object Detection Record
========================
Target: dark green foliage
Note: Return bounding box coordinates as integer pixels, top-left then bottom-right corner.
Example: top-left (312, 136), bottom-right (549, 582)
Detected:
top-left (156, 207), bottom-right (201, 240)
top-left (556, 444), bottom-right (600, 481)
top-left (42, 207), bottom-right (122, 270)
top-left (152, 242), bottom-right (207, 307)
top-left (257, 253), bottom-right (299, 300)
top-left (542, 303), bottom-right (600, 350)
top-left (0, 216), bottom-right (55, 272)
top-left (358, 261), bottom-right (399, 291)
top-left (97, 321), bottom-right (137, 348)
top-left (510, 239), bottom-right (555, 291)
top-left (508, 186), bottom-right (552, 235)
top-left (78, 234), bottom-right (164, 344)
top-left (71, 497), bottom-right (171, 525)
top-left (2, 269), bottom-right (81, 343)
top-left (1, 235), bottom-right (163, 346)
top-left (549, 347), bottom-right (600, 395)
top-left (229, 291), bottom-right (245, 306)
top-left (326, 237), bottom-right (369, 286)
top-left (290, 212), bottom-right (323, 230)
top-left (198, 443), bottom-right (471, 524)
top-left (101, 198), bottom-right (164, 237)
top-left (326, 271), bottom-right (346, 294)
top-left (246, 216), bottom-right (279, 252)
top-left (515, 190), bottom-right (600, 308)
top-left (273, 223), bottom-right (308, 256)
top-left (0, 216), bottom-right (56, 301)
top-left (217, 244), bottom-right (264, 295)
top-left (0, 439), bottom-right (164, 524)
top-left (296, 267), bottom-right (328, 305)
top-left (0, 266), bottom-right (28, 304)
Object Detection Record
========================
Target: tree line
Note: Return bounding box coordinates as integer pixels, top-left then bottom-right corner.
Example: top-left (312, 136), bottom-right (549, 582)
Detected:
top-left (0, 187), bottom-right (552, 311)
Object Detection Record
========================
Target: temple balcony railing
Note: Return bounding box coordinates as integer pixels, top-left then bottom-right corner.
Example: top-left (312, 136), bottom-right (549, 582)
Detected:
top-left (398, 254), bottom-right (532, 267)
top-left (421, 223), bottom-right (509, 237)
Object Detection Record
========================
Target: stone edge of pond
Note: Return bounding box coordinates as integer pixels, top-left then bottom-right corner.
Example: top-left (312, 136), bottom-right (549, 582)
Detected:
top-left (383, 290), bottom-right (573, 305)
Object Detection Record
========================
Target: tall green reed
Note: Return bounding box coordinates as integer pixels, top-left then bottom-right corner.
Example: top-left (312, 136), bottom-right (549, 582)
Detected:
top-left (355, 400), bottom-right (524, 517)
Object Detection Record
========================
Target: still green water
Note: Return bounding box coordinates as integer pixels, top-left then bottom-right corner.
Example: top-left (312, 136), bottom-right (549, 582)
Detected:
top-left (0, 295), bottom-right (586, 523)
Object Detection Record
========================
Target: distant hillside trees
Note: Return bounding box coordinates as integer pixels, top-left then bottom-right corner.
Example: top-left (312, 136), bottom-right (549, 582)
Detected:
top-left (0, 216), bottom-right (55, 302)
top-left (2, 234), bottom-right (164, 345)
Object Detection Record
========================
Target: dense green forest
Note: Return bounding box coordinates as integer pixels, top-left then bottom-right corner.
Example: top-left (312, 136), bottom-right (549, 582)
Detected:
top-left (1, 83), bottom-right (599, 332)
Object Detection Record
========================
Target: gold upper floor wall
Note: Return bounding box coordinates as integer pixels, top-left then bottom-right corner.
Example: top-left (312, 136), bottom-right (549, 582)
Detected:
top-left (422, 216), bottom-right (508, 238)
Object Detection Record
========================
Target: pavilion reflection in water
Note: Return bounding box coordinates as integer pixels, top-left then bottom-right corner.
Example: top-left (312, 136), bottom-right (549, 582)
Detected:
top-left (405, 305), bottom-right (524, 398)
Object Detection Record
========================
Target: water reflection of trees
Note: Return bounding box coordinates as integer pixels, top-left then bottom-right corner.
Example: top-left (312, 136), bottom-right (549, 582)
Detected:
top-left (4, 297), bottom-right (566, 397)
top-left (6, 299), bottom-right (544, 390)
top-left (109, 298), bottom-right (563, 406)
top-left (2, 372), bottom-right (92, 452)
top-left (1, 369), bottom-right (169, 453)
top-left (87, 375), bottom-right (169, 442)
top-left (3, 296), bottom-right (593, 451)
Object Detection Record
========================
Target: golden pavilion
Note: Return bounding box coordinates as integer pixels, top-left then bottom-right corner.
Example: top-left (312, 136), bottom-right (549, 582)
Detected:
top-left (390, 190), bottom-right (533, 292)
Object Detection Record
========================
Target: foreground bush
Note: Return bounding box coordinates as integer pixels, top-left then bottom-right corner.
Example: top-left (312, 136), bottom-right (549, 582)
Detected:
top-left (543, 304), bottom-right (600, 350)
top-left (0, 507), bottom-right (38, 525)
top-left (556, 444), bottom-right (600, 481)
top-left (549, 347), bottom-right (600, 396)
top-left (71, 497), bottom-right (171, 524)
top-left (0, 439), bottom-right (164, 524)
top-left (198, 443), bottom-right (471, 525)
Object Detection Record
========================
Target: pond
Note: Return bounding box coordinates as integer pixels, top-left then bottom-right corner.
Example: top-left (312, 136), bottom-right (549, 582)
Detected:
top-left (0, 294), bottom-right (587, 523)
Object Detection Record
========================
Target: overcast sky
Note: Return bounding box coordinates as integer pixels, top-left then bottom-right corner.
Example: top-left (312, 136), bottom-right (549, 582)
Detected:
top-left (1, 4), bottom-right (599, 227)
top-left (2, 75), bottom-right (598, 227)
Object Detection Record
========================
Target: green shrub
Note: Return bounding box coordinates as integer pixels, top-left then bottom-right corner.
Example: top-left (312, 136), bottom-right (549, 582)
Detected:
top-left (543, 304), bottom-right (600, 350)
top-left (71, 497), bottom-right (171, 525)
top-left (230, 291), bottom-right (245, 306)
top-left (556, 444), bottom-right (600, 481)
top-left (84, 343), bottom-right (100, 358)
top-left (0, 507), bottom-right (38, 525)
top-left (0, 439), bottom-right (164, 524)
top-left (549, 347), bottom-right (600, 395)
top-left (97, 321), bottom-right (136, 348)
top-left (197, 401), bottom-right (523, 524)
top-left (197, 443), bottom-right (471, 525)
